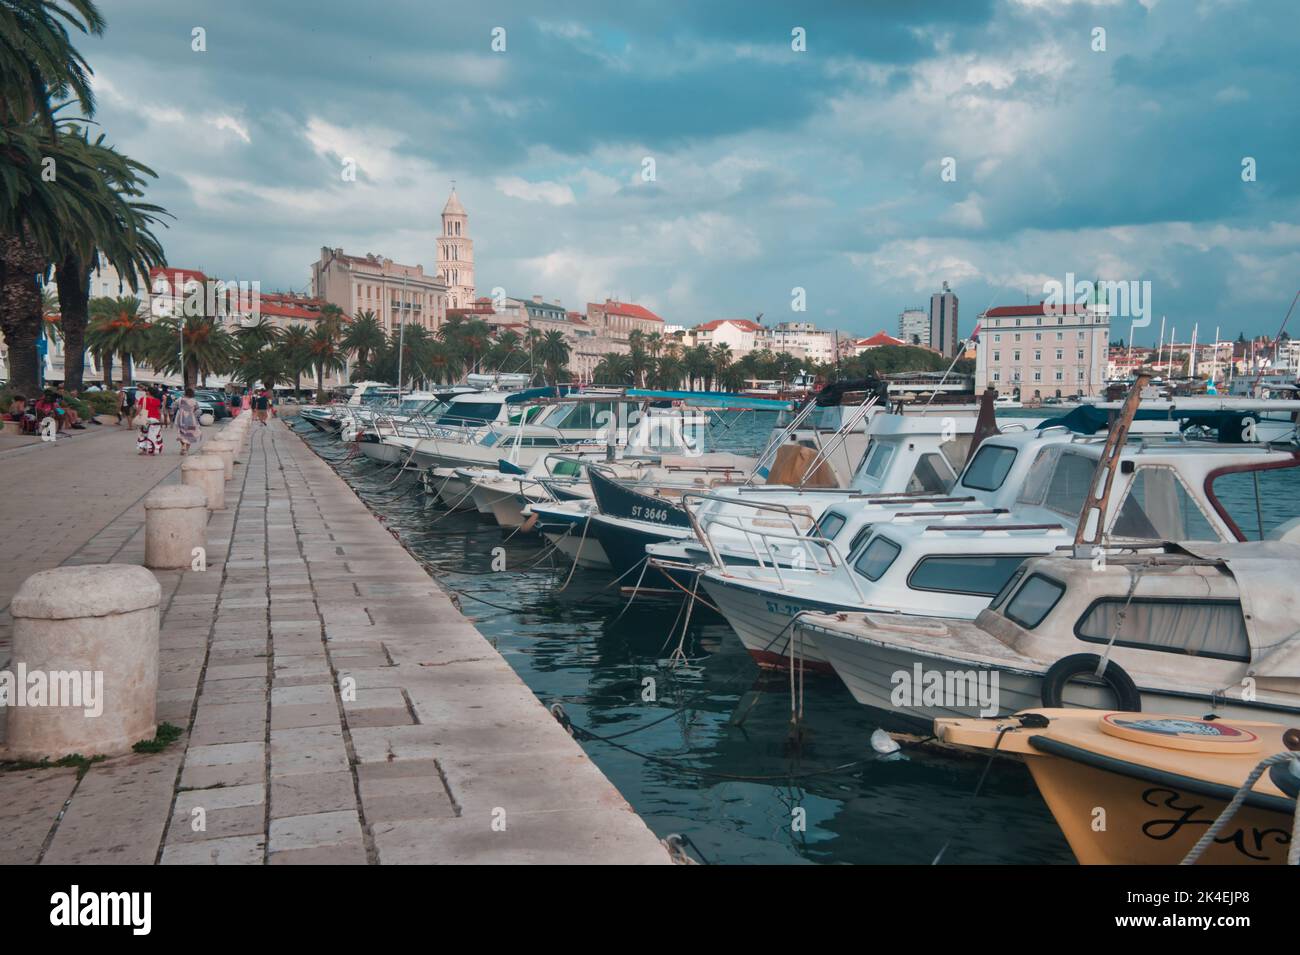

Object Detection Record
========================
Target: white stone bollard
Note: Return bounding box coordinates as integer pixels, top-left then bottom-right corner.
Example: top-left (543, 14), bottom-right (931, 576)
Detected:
top-left (144, 484), bottom-right (208, 569)
top-left (4, 565), bottom-right (160, 761)
top-left (204, 440), bottom-right (235, 481)
top-left (182, 455), bottom-right (226, 510)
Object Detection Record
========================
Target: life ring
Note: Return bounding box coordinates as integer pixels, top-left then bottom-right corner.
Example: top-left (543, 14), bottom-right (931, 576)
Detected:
top-left (1040, 653), bottom-right (1142, 711)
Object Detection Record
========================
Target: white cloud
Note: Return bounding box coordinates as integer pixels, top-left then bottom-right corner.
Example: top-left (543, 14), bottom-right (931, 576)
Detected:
top-left (495, 176), bottom-right (576, 205)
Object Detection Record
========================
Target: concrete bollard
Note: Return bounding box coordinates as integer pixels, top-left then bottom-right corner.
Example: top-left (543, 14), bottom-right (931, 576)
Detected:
top-left (144, 484), bottom-right (208, 569)
top-left (4, 565), bottom-right (160, 760)
top-left (204, 440), bottom-right (235, 481)
top-left (182, 454), bottom-right (226, 510)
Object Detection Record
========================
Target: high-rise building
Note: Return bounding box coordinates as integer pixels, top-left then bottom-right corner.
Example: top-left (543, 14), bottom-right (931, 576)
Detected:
top-left (929, 282), bottom-right (959, 357)
top-left (898, 307), bottom-right (928, 347)
top-left (436, 188), bottom-right (475, 309)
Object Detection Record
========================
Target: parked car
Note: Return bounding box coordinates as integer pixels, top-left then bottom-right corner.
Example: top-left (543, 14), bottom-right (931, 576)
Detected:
top-left (196, 390), bottom-right (232, 419)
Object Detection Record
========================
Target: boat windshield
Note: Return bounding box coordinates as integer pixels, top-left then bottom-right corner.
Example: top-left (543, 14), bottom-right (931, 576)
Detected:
top-left (1014, 448), bottom-right (1096, 518)
top-left (960, 444), bottom-right (1017, 492)
top-left (1003, 573), bottom-right (1066, 628)
top-left (1111, 466), bottom-right (1219, 541)
top-left (435, 402), bottom-right (503, 426)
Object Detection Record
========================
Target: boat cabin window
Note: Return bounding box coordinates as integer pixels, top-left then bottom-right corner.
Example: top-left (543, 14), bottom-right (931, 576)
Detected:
top-left (907, 555), bottom-right (1035, 597)
top-left (550, 401), bottom-right (619, 431)
top-left (1015, 447), bottom-right (1095, 517)
top-left (550, 459), bottom-right (583, 478)
top-left (862, 443), bottom-right (895, 482)
top-left (1111, 466), bottom-right (1219, 541)
top-left (989, 567), bottom-right (1026, 610)
top-left (1075, 599), bottom-right (1250, 662)
top-left (813, 511), bottom-right (847, 541)
top-left (907, 452), bottom-right (956, 494)
top-left (853, 536), bottom-right (902, 582)
top-left (1003, 574), bottom-right (1067, 629)
top-left (961, 444), bottom-right (1017, 492)
top-left (846, 523), bottom-right (875, 554)
top-left (940, 436), bottom-right (974, 475)
top-left (436, 402), bottom-right (503, 426)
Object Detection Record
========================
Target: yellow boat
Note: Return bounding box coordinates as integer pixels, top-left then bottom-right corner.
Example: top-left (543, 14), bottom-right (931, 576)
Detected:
top-left (935, 709), bottom-right (1300, 864)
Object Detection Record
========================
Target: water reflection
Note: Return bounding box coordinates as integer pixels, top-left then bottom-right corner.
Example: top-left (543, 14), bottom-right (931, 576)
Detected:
top-left (292, 419), bottom-right (1073, 865)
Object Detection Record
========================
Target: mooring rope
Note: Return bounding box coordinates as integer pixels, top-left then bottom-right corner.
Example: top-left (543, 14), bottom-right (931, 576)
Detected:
top-left (1181, 751), bottom-right (1300, 865)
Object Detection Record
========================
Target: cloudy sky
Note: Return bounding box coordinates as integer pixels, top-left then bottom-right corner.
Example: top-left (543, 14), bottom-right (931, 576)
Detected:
top-left (84, 0), bottom-right (1297, 342)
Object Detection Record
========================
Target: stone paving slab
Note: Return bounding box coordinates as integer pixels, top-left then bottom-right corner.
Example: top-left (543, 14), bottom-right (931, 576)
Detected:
top-left (0, 417), bottom-right (670, 864)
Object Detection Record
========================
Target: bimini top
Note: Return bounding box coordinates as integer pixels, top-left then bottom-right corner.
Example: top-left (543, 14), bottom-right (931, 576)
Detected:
top-left (504, 385), bottom-right (579, 405)
top-left (1040, 404), bottom-right (1296, 443)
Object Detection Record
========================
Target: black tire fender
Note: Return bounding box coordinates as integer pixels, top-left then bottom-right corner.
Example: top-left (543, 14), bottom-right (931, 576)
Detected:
top-left (1041, 653), bottom-right (1142, 711)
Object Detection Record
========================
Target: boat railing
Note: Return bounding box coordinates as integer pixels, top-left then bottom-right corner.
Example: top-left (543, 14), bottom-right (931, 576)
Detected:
top-left (742, 395), bottom-right (821, 486)
top-left (797, 394), bottom-right (881, 489)
top-left (680, 492), bottom-right (863, 600)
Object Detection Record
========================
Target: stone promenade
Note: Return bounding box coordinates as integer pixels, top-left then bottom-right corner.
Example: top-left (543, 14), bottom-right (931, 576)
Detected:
top-left (0, 416), bottom-right (670, 864)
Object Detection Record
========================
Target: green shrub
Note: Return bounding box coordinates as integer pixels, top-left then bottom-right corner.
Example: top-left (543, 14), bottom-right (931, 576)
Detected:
top-left (82, 390), bottom-right (120, 415)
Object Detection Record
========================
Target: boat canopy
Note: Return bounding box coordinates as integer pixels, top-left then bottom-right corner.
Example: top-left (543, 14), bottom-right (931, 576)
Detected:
top-left (1171, 541), bottom-right (1300, 677)
top-left (624, 388), bottom-right (794, 411)
top-left (504, 385), bottom-right (579, 405)
top-left (1038, 405), bottom-right (1292, 442)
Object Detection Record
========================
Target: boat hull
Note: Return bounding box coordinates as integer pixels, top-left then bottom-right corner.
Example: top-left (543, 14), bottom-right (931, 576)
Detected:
top-left (812, 627), bottom-right (1300, 730)
top-left (1027, 746), bottom-right (1295, 865)
top-left (699, 574), bottom-right (846, 672)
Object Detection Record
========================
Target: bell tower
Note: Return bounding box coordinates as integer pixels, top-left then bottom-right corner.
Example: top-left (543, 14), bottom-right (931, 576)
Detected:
top-left (436, 187), bottom-right (475, 309)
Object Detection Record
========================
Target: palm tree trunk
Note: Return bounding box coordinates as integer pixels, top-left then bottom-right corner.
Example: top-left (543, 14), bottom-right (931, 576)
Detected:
top-left (0, 232), bottom-right (48, 397)
top-left (121, 351), bottom-right (134, 385)
top-left (55, 252), bottom-right (92, 392)
top-left (100, 350), bottom-right (114, 388)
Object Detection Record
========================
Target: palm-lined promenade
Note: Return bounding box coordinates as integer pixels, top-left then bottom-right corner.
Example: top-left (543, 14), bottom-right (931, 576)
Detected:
top-left (0, 0), bottom-right (669, 868)
top-left (0, 410), bottom-right (670, 864)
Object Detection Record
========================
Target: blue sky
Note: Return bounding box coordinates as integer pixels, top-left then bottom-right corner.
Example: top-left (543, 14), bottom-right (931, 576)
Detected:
top-left (84, 0), bottom-right (1298, 343)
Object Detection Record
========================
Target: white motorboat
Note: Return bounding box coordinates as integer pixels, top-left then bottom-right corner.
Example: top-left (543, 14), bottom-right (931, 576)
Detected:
top-left (698, 432), bottom-right (1300, 671)
top-left (797, 539), bottom-right (1300, 729)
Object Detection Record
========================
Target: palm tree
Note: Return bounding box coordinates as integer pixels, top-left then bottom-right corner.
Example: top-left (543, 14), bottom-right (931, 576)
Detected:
top-left (50, 127), bottom-right (166, 392)
top-left (342, 309), bottom-right (384, 370)
top-left (628, 344), bottom-right (652, 388)
top-left (592, 352), bottom-right (632, 386)
top-left (684, 345), bottom-right (713, 391)
top-left (308, 319), bottom-right (346, 400)
top-left (276, 325), bottom-right (313, 398)
top-left (0, 1), bottom-right (103, 130)
top-left (711, 343), bottom-right (733, 389)
top-left (395, 324), bottom-right (437, 388)
top-left (1, 4), bottom-right (167, 396)
top-left (86, 295), bottom-right (150, 384)
top-left (653, 354), bottom-right (685, 390)
top-left (537, 329), bottom-right (571, 385)
top-left (147, 315), bottom-right (234, 389)
top-left (233, 315), bottom-right (280, 351)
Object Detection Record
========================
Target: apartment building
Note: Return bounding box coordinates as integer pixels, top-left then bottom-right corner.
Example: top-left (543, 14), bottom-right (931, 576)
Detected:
top-left (975, 302), bottom-right (1110, 398)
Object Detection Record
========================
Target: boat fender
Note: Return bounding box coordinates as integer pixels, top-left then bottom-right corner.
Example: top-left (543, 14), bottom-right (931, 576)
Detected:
top-left (870, 728), bottom-right (901, 755)
top-left (1040, 654), bottom-right (1141, 711)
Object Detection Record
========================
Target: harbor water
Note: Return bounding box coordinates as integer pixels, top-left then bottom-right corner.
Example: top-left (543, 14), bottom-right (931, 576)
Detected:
top-left (290, 413), bottom-right (1079, 864)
